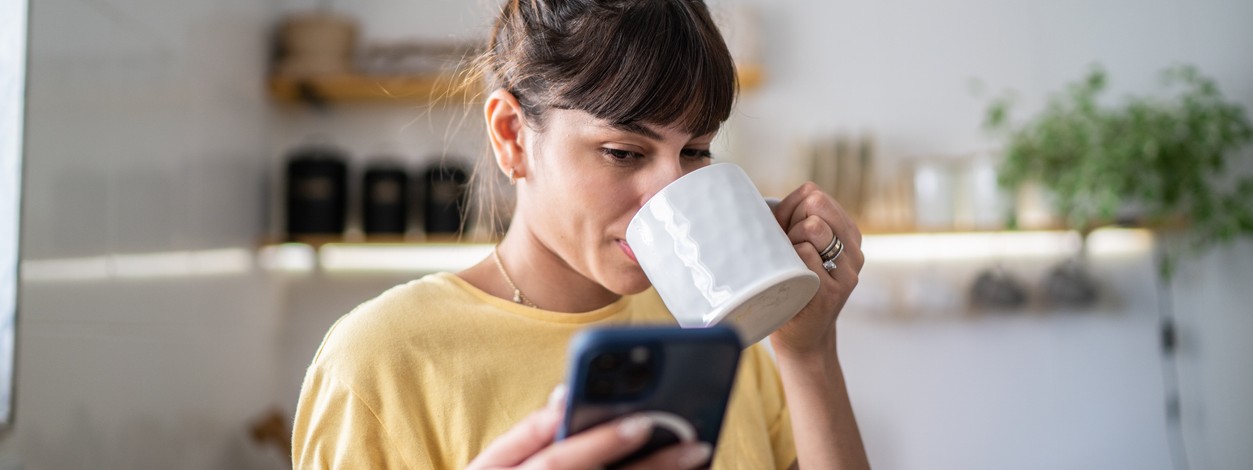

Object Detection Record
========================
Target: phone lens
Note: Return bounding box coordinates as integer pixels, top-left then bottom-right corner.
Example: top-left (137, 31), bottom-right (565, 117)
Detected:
top-left (586, 347), bottom-right (657, 401)
top-left (588, 377), bottom-right (614, 399)
top-left (630, 346), bottom-right (649, 363)
top-left (623, 366), bottom-right (651, 394)
top-left (592, 353), bottom-right (621, 371)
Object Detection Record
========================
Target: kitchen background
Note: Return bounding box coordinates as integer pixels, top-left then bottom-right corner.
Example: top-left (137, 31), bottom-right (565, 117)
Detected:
top-left (5, 0), bottom-right (1253, 469)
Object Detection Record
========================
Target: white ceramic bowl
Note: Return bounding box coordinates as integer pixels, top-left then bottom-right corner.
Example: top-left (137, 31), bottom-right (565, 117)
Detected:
top-left (626, 164), bottom-right (820, 345)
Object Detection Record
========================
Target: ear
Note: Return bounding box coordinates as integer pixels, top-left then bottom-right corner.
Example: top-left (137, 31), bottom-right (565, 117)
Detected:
top-left (485, 88), bottom-right (529, 182)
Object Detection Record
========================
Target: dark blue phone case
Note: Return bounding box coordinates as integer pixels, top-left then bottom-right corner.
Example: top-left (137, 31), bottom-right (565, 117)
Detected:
top-left (557, 325), bottom-right (742, 468)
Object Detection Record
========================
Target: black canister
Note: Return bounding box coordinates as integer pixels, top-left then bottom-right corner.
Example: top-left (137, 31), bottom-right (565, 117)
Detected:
top-left (420, 162), bottom-right (470, 235)
top-left (362, 163), bottom-right (409, 235)
top-left (285, 145), bottom-right (348, 237)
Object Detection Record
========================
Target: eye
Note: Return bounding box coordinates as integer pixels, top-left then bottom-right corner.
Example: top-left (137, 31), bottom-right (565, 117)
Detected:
top-left (601, 148), bottom-right (644, 163)
top-left (681, 148), bottom-right (714, 160)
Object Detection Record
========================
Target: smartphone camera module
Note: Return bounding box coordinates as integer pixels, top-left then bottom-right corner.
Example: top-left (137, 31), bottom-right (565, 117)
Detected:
top-left (584, 346), bottom-right (659, 402)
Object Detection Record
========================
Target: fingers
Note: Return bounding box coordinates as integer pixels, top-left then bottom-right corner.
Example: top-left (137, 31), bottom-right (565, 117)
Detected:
top-left (518, 415), bottom-right (656, 470)
top-left (787, 214), bottom-right (835, 257)
top-left (772, 181), bottom-right (815, 229)
top-left (774, 183), bottom-right (861, 245)
top-left (470, 391), bottom-right (712, 470)
top-left (621, 442), bottom-right (714, 470)
top-left (470, 387), bottom-right (714, 470)
top-left (775, 183), bottom-right (865, 272)
top-left (468, 385), bottom-right (567, 468)
top-left (796, 241), bottom-right (857, 289)
top-left (789, 192), bottom-right (861, 257)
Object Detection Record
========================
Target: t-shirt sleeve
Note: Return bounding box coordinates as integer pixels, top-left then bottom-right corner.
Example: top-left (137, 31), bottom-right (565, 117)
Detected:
top-left (291, 363), bottom-right (416, 469)
top-left (752, 345), bottom-right (798, 469)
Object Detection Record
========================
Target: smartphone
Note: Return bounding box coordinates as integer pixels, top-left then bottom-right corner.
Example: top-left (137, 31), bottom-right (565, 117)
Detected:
top-left (557, 325), bottom-right (742, 468)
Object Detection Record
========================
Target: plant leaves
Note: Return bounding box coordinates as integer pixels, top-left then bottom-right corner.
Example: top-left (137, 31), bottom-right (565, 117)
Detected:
top-left (985, 64), bottom-right (1253, 277)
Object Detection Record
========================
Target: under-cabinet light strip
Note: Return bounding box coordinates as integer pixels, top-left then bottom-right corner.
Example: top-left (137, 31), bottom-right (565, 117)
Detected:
top-left (19, 229), bottom-right (1153, 281)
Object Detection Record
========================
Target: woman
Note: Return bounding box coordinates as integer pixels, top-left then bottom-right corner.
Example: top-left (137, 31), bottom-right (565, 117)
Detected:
top-left (292, 0), bottom-right (869, 468)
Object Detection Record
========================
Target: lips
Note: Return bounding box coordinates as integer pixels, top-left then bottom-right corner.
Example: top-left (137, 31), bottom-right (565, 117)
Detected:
top-left (618, 239), bottom-right (638, 264)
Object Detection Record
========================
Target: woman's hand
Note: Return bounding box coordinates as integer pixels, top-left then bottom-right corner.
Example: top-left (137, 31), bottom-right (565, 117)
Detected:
top-left (768, 183), bottom-right (872, 469)
top-left (769, 182), bottom-right (865, 356)
top-left (467, 386), bottom-right (713, 470)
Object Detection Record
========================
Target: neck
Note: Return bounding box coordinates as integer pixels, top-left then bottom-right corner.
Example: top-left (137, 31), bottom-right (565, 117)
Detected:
top-left (487, 215), bottom-right (622, 313)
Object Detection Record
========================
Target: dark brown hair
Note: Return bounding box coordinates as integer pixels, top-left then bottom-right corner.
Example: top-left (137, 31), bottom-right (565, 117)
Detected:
top-left (463, 0), bottom-right (738, 237)
top-left (480, 0), bottom-right (738, 136)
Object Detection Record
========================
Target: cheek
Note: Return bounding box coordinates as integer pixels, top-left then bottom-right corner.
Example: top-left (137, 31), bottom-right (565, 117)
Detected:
top-left (527, 146), bottom-right (642, 237)
top-left (531, 164), bottom-right (636, 235)
top-left (569, 174), bottom-right (640, 226)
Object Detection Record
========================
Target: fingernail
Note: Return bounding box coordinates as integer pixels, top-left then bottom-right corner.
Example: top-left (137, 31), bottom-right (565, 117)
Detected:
top-left (538, 407), bottom-right (560, 430)
top-left (547, 384), bottom-right (567, 409)
top-left (617, 415), bottom-right (653, 440)
top-left (678, 442), bottom-right (712, 468)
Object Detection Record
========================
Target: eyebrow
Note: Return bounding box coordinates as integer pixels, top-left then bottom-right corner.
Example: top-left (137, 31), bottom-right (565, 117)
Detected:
top-left (609, 121), bottom-right (664, 141)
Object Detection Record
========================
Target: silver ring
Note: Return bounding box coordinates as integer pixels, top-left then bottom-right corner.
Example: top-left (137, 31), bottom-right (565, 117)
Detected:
top-left (820, 236), bottom-right (844, 262)
top-left (818, 236), bottom-right (838, 259)
top-left (822, 258), bottom-right (838, 272)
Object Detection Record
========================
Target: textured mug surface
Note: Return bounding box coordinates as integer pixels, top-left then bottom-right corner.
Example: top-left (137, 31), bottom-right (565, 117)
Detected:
top-left (626, 164), bottom-right (820, 344)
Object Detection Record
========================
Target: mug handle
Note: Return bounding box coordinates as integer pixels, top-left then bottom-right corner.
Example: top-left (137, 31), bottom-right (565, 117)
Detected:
top-left (765, 197), bottom-right (782, 211)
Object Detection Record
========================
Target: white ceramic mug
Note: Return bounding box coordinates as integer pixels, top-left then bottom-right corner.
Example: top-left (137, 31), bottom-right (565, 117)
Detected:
top-left (626, 163), bottom-right (820, 345)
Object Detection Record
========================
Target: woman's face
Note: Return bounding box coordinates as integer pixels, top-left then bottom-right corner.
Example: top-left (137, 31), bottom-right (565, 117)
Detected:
top-left (517, 108), bottom-right (715, 296)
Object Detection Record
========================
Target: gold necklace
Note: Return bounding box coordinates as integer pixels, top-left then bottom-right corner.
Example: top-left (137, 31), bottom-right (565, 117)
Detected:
top-left (492, 246), bottom-right (538, 309)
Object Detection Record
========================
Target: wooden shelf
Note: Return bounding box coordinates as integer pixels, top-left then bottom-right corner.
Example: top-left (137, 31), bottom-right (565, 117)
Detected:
top-left (258, 238), bottom-right (494, 274)
top-left (738, 64), bottom-right (764, 91)
top-left (268, 73), bottom-right (473, 105)
top-left (268, 64), bottom-right (767, 105)
top-left (261, 233), bottom-right (494, 249)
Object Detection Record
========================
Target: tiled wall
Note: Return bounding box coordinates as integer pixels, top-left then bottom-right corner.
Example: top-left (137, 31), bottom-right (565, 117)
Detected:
top-left (8, 0), bottom-right (284, 467)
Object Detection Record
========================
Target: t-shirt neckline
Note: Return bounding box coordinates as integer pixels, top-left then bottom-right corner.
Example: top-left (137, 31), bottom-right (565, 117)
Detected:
top-left (437, 272), bottom-right (633, 324)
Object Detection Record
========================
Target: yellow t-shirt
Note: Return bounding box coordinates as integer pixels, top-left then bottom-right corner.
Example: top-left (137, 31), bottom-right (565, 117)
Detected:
top-left (292, 272), bottom-right (796, 469)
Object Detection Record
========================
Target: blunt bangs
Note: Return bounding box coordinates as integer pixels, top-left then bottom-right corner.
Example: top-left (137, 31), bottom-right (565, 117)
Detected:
top-left (546, 0), bottom-right (738, 137)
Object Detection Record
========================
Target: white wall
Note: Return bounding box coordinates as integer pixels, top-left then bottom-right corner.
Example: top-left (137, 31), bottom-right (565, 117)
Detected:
top-left (839, 247), bottom-right (1175, 470)
top-left (726, 0), bottom-right (1253, 195)
top-left (1169, 239), bottom-right (1253, 470)
top-left (724, 0), bottom-right (1253, 468)
top-left (4, 0), bottom-right (1250, 469)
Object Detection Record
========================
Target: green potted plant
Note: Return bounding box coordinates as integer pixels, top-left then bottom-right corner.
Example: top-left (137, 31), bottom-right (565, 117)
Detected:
top-left (984, 65), bottom-right (1253, 279)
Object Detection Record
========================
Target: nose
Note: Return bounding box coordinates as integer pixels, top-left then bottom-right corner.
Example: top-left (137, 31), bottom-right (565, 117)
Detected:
top-left (637, 159), bottom-right (687, 205)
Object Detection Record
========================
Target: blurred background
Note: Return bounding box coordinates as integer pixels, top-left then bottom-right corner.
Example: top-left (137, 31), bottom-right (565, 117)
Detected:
top-left (3, 0), bottom-right (1252, 468)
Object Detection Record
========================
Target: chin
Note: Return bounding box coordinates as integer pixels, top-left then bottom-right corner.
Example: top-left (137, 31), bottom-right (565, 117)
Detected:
top-left (603, 268), bottom-right (653, 296)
